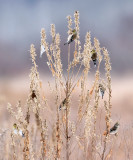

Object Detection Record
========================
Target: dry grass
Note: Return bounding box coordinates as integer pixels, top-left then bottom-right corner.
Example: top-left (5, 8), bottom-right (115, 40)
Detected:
top-left (0, 11), bottom-right (133, 160)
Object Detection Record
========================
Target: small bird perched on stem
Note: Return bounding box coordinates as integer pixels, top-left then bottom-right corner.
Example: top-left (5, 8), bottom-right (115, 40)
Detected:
top-left (40, 45), bottom-right (45, 57)
top-left (110, 122), bottom-right (120, 135)
top-left (91, 49), bottom-right (97, 67)
top-left (31, 90), bottom-right (37, 100)
top-left (59, 98), bottom-right (67, 111)
top-left (103, 122), bottom-right (120, 136)
top-left (99, 84), bottom-right (106, 99)
top-left (13, 123), bottom-right (25, 137)
top-left (64, 29), bottom-right (77, 45)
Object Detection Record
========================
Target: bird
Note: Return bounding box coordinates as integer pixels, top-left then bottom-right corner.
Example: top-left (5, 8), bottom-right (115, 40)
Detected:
top-left (99, 84), bottom-right (106, 99)
top-left (110, 122), bottom-right (120, 135)
top-left (31, 90), bottom-right (37, 100)
top-left (64, 29), bottom-right (77, 45)
top-left (59, 98), bottom-right (67, 111)
top-left (40, 45), bottom-right (45, 57)
top-left (91, 49), bottom-right (97, 67)
top-left (13, 123), bottom-right (25, 137)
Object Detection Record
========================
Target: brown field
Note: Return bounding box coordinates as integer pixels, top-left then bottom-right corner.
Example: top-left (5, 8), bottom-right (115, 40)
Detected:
top-left (0, 75), bottom-right (133, 160)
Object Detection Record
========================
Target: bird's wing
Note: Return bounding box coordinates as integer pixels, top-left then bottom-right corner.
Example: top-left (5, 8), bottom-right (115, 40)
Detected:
top-left (19, 130), bottom-right (23, 137)
top-left (67, 34), bottom-right (73, 42)
top-left (13, 129), bottom-right (18, 135)
top-left (99, 90), bottom-right (102, 97)
top-left (40, 45), bottom-right (45, 57)
top-left (110, 125), bottom-right (117, 132)
top-left (72, 33), bottom-right (77, 40)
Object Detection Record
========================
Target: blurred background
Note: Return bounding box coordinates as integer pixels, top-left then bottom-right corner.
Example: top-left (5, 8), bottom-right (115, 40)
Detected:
top-left (0, 1), bottom-right (133, 159)
top-left (0, 0), bottom-right (133, 123)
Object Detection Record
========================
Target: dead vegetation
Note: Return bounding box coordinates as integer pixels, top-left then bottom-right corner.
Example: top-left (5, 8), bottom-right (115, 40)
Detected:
top-left (0, 11), bottom-right (124, 160)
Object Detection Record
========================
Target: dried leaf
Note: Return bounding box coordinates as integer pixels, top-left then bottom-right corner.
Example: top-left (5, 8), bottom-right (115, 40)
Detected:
top-left (89, 85), bottom-right (94, 95)
top-left (40, 81), bottom-right (42, 88)
top-left (74, 50), bottom-right (77, 58)
top-left (77, 79), bottom-right (80, 87)
top-left (42, 95), bottom-right (45, 100)
top-left (103, 131), bottom-right (107, 136)
top-left (51, 64), bottom-right (55, 76)
top-left (105, 149), bottom-right (112, 160)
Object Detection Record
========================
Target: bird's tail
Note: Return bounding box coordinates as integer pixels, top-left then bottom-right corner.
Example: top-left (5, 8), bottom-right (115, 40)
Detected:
top-left (64, 39), bottom-right (73, 45)
top-left (22, 133), bottom-right (25, 137)
top-left (59, 104), bottom-right (62, 111)
top-left (93, 60), bottom-right (97, 67)
top-left (68, 39), bottom-right (73, 44)
top-left (102, 93), bottom-right (104, 99)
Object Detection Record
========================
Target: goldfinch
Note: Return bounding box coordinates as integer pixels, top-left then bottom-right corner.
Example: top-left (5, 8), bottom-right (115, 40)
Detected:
top-left (59, 98), bottom-right (67, 111)
top-left (91, 49), bottom-right (97, 67)
top-left (110, 122), bottom-right (120, 135)
top-left (40, 45), bottom-right (45, 57)
top-left (31, 90), bottom-right (37, 99)
top-left (99, 84), bottom-right (106, 99)
top-left (64, 29), bottom-right (77, 45)
top-left (13, 123), bottom-right (25, 137)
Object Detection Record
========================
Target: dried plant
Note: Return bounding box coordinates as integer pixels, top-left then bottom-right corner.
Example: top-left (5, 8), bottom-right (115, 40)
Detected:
top-left (4, 11), bottom-right (117, 160)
